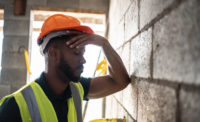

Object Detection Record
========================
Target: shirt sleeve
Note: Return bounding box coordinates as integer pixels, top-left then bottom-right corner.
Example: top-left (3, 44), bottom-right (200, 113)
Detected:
top-left (0, 96), bottom-right (22, 122)
top-left (79, 77), bottom-right (91, 101)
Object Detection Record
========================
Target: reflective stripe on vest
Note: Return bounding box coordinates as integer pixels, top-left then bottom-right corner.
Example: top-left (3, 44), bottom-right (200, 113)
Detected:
top-left (70, 82), bottom-right (83, 122)
top-left (21, 86), bottom-right (42, 122)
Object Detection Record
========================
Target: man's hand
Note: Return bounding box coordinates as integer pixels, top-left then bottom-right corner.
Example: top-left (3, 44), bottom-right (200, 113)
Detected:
top-left (65, 30), bottom-right (108, 48)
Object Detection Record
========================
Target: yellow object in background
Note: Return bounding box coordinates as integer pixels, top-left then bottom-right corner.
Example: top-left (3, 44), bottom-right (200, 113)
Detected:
top-left (90, 118), bottom-right (126, 122)
top-left (95, 58), bottom-right (107, 76)
top-left (24, 49), bottom-right (31, 75)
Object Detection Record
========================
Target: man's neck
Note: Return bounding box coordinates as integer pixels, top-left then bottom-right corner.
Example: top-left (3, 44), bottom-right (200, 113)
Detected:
top-left (44, 72), bottom-right (70, 96)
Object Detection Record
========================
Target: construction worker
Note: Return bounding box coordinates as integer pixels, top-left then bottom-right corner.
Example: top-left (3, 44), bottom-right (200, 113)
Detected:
top-left (0, 14), bottom-right (130, 122)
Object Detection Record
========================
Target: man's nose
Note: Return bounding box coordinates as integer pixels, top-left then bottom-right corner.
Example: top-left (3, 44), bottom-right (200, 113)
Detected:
top-left (80, 57), bottom-right (86, 64)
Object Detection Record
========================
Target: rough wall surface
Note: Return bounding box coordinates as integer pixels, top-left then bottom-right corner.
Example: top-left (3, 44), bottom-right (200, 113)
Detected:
top-left (106, 0), bottom-right (200, 122)
top-left (0, 0), bottom-right (108, 98)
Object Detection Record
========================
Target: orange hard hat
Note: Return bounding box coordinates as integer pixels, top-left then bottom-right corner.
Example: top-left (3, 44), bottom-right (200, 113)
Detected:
top-left (37, 14), bottom-right (94, 44)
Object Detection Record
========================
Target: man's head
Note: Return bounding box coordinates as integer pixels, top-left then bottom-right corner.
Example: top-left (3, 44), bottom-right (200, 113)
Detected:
top-left (37, 14), bottom-right (94, 83)
top-left (44, 34), bottom-right (86, 82)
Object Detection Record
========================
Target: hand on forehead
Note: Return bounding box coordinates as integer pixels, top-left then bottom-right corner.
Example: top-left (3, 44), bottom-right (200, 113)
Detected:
top-left (65, 29), bottom-right (107, 48)
top-left (66, 41), bottom-right (85, 53)
top-left (65, 30), bottom-right (90, 49)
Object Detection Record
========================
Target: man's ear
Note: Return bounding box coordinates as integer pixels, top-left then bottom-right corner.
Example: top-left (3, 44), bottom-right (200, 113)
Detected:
top-left (48, 47), bottom-right (61, 63)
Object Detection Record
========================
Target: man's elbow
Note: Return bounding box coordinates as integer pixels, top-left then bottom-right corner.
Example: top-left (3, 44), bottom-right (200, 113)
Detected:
top-left (117, 76), bottom-right (131, 90)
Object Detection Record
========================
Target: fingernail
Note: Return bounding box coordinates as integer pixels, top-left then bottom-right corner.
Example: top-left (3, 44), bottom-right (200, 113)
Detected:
top-left (70, 45), bottom-right (73, 48)
top-left (66, 42), bottom-right (70, 45)
top-left (76, 46), bottom-right (79, 49)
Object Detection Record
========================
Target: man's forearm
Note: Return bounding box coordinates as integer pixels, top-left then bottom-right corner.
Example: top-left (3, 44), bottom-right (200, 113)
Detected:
top-left (102, 41), bottom-right (130, 88)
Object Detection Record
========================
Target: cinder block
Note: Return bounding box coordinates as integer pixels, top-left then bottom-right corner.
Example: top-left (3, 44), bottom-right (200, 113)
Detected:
top-left (180, 87), bottom-right (200, 122)
top-left (105, 95), bottom-right (113, 118)
top-left (116, 47), bottom-right (123, 57)
top-left (119, 0), bottom-right (133, 18)
top-left (79, 0), bottom-right (108, 12)
top-left (1, 52), bottom-right (26, 69)
top-left (47, 0), bottom-right (79, 9)
top-left (3, 19), bottom-right (30, 36)
top-left (125, 0), bottom-right (138, 41)
top-left (111, 77), bottom-right (137, 120)
top-left (106, 95), bottom-right (118, 118)
top-left (121, 42), bottom-right (130, 74)
top-left (140, 0), bottom-right (174, 29)
top-left (0, 68), bottom-right (27, 86)
top-left (109, 0), bottom-right (132, 29)
top-left (116, 101), bottom-right (124, 118)
top-left (105, 95), bottom-right (135, 121)
top-left (112, 96), bottom-right (119, 118)
top-left (0, 84), bottom-right (11, 99)
top-left (138, 80), bottom-right (176, 122)
top-left (153, 0), bottom-right (200, 84)
top-left (109, 0), bottom-right (132, 25)
top-left (116, 20), bottom-right (125, 48)
top-left (130, 27), bottom-right (152, 78)
top-left (113, 90), bottom-right (123, 103)
top-left (2, 36), bottom-right (29, 53)
top-left (122, 82), bottom-right (137, 120)
top-left (109, 0), bottom-right (121, 26)
top-left (108, 17), bottom-right (125, 49)
top-left (116, 97), bottom-right (136, 122)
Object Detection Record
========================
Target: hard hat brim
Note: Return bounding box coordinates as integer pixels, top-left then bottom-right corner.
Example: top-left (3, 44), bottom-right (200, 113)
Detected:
top-left (69, 25), bottom-right (94, 34)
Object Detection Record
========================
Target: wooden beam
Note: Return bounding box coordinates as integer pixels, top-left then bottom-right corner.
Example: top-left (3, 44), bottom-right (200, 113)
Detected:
top-left (14, 0), bottom-right (26, 16)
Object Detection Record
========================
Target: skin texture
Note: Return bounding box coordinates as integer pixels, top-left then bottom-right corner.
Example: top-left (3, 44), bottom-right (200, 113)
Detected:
top-left (45, 30), bottom-right (130, 98)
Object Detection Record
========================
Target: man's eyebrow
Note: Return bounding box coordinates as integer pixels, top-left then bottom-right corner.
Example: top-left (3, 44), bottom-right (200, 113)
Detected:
top-left (74, 47), bottom-right (85, 54)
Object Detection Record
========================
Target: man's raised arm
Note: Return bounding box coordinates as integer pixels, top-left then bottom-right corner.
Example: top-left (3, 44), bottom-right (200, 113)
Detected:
top-left (66, 30), bottom-right (131, 98)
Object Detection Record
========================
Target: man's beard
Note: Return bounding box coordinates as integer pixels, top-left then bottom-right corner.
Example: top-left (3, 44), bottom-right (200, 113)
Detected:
top-left (57, 56), bottom-right (81, 83)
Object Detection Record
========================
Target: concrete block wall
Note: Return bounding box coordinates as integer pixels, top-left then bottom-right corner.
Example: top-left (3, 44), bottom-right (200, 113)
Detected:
top-left (0, 0), bottom-right (108, 98)
top-left (106, 0), bottom-right (200, 122)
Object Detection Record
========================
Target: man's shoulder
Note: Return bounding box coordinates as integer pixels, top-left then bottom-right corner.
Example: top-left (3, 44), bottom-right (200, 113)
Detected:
top-left (0, 96), bottom-right (16, 108)
top-left (79, 77), bottom-right (92, 101)
top-left (79, 77), bottom-right (92, 88)
top-left (0, 96), bottom-right (22, 122)
top-left (80, 77), bottom-right (92, 83)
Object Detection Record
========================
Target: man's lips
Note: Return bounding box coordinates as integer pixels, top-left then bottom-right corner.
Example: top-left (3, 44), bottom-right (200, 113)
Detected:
top-left (77, 65), bottom-right (84, 73)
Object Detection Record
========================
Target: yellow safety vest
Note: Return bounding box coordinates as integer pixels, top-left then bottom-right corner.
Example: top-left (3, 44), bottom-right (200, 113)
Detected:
top-left (0, 81), bottom-right (84, 122)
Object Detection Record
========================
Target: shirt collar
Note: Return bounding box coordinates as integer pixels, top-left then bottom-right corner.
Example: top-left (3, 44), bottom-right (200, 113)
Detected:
top-left (35, 72), bottom-right (72, 102)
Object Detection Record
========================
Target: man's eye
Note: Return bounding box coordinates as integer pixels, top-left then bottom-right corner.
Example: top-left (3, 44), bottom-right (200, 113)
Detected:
top-left (74, 52), bottom-right (80, 55)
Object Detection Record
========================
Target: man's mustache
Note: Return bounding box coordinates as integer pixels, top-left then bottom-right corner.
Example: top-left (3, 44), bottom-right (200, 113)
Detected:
top-left (77, 65), bottom-right (84, 70)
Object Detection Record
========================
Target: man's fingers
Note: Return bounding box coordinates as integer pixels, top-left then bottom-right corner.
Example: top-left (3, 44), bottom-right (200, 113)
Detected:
top-left (69, 36), bottom-right (90, 48)
top-left (66, 34), bottom-right (86, 46)
top-left (66, 34), bottom-right (89, 46)
top-left (76, 42), bottom-right (89, 49)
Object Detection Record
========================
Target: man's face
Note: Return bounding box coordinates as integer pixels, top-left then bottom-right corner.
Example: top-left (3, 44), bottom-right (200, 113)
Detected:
top-left (56, 43), bottom-right (86, 82)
